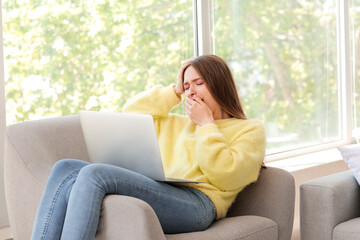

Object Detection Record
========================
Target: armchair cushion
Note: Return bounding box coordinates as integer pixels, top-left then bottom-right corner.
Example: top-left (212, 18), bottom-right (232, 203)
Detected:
top-left (165, 216), bottom-right (277, 240)
top-left (333, 218), bottom-right (360, 240)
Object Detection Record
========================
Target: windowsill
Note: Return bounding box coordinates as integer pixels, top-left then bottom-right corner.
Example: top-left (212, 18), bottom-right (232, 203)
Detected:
top-left (265, 146), bottom-right (346, 172)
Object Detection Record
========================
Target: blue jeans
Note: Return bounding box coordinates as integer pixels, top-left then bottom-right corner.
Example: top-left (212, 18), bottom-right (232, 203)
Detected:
top-left (31, 159), bottom-right (216, 240)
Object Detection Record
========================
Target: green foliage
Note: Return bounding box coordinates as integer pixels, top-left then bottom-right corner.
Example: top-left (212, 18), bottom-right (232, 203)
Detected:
top-left (4, 0), bottom-right (358, 151)
top-left (213, 0), bottom-right (340, 150)
top-left (4, 0), bottom-right (193, 122)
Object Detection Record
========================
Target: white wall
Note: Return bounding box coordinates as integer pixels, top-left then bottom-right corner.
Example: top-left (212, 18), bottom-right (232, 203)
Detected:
top-left (0, 0), bottom-right (9, 228)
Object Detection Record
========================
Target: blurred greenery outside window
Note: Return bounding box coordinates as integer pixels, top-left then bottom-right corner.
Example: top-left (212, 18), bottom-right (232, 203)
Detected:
top-left (212, 0), bottom-right (340, 154)
top-left (2, 0), bottom-right (359, 156)
top-left (4, 0), bottom-right (194, 122)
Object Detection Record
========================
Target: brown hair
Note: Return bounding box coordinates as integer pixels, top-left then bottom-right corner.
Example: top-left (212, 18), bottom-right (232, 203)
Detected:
top-left (188, 55), bottom-right (246, 120)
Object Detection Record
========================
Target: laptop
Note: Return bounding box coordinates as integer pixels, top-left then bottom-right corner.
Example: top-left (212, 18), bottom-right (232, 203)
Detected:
top-left (79, 110), bottom-right (200, 183)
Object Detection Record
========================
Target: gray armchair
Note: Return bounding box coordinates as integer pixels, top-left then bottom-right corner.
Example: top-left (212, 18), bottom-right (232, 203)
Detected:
top-left (300, 170), bottom-right (360, 240)
top-left (4, 115), bottom-right (295, 240)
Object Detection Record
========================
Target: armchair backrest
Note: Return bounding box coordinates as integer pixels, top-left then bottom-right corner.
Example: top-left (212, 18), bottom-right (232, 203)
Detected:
top-left (5, 115), bottom-right (89, 183)
top-left (227, 167), bottom-right (295, 240)
top-left (4, 115), bottom-right (89, 239)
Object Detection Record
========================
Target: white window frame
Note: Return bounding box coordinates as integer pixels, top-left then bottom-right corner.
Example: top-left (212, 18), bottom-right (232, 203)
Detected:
top-left (269, 0), bottom-right (354, 161)
top-left (0, 1), bottom-right (357, 164)
top-left (195, 0), bottom-right (356, 161)
top-left (194, 0), bottom-right (212, 55)
top-left (338, 0), bottom-right (353, 144)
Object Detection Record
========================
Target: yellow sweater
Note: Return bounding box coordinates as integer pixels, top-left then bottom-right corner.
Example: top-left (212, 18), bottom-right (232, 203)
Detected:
top-left (122, 85), bottom-right (266, 219)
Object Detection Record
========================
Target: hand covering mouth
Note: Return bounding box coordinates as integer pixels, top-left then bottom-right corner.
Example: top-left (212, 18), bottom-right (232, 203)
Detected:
top-left (188, 96), bottom-right (204, 102)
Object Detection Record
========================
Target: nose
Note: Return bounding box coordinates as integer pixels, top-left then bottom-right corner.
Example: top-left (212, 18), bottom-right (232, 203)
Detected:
top-left (187, 85), bottom-right (195, 97)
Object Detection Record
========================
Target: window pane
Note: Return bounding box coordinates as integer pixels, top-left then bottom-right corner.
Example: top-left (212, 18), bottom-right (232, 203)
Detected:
top-left (4, 0), bottom-right (193, 124)
top-left (351, 0), bottom-right (360, 136)
top-left (212, 0), bottom-right (340, 154)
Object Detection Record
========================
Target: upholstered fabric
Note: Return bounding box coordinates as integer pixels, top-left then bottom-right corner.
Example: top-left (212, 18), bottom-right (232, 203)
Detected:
top-left (4, 115), bottom-right (295, 240)
top-left (4, 115), bottom-right (89, 240)
top-left (166, 216), bottom-right (277, 240)
top-left (95, 195), bottom-right (166, 240)
top-left (227, 166), bottom-right (295, 240)
top-left (300, 170), bottom-right (360, 240)
top-left (333, 218), bottom-right (360, 240)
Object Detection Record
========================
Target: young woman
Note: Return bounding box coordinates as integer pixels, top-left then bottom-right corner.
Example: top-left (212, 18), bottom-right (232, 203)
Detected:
top-left (31, 54), bottom-right (266, 240)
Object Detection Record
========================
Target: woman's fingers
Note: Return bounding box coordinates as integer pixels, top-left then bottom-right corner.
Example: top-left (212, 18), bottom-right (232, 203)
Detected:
top-left (192, 96), bottom-right (204, 104)
top-left (184, 96), bottom-right (214, 126)
top-left (178, 58), bottom-right (196, 81)
top-left (185, 97), bottom-right (204, 113)
top-left (175, 57), bottom-right (196, 96)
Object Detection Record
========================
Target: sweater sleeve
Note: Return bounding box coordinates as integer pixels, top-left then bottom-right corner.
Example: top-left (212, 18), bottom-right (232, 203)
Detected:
top-left (122, 84), bottom-right (182, 118)
top-left (194, 120), bottom-right (266, 191)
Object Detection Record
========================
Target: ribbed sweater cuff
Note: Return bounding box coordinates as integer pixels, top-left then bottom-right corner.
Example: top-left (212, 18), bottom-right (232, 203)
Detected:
top-left (164, 84), bottom-right (182, 105)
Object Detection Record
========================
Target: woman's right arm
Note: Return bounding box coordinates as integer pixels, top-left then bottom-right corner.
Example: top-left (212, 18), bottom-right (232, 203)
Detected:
top-left (123, 58), bottom-right (195, 118)
top-left (122, 84), bottom-right (182, 119)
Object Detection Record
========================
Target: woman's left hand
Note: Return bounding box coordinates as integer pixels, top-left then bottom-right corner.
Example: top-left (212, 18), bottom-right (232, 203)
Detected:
top-left (185, 96), bottom-right (214, 126)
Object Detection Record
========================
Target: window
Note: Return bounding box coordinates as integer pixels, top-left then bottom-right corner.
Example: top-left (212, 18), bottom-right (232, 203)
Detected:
top-left (3, 0), bottom-right (194, 124)
top-left (212, 0), bottom-right (340, 155)
top-left (1, 0), bottom-right (358, 158)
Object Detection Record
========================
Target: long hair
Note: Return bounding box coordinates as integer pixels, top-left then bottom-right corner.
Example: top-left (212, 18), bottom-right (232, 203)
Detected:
top-left (188, 55), bottom-right (246, 120)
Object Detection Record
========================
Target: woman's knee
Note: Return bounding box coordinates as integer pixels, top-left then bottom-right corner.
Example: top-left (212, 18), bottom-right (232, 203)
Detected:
top-left (76, 164), bottom-right (107, 182)
top-left (51, 159), bottom-right (89, 177)
top-left (44, 159), bottom-right (89, 191)
top-left (76, 164), bottom-right (133, 190)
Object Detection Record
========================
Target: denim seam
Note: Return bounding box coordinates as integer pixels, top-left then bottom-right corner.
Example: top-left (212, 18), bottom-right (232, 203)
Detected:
top-left (194, 205), bottom-right (216, 231)
top-left (111, 176), bottom-right (195, 206)
top-left (40, 170), bottom-right (80, 240)
top-left (193, 189), bottom-right (216, 229)
top-left (83, 187), bottom-right (103, 240)
top-left (115, 181), bottom-right (216, 231)
top-left (68, 174), bottom-right (180, 238)
top-left (120, 180), bottom-right (208, 232)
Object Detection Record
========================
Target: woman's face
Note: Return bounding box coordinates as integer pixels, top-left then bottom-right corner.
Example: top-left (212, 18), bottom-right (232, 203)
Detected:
top-left (183, 65), bottom-right (223, 118)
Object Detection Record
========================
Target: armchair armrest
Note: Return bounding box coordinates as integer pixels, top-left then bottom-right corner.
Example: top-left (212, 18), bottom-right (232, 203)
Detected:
top-left (227, 167), bottom-right (295, 240)
top-left (95, 195), bottom-right (166, 240)
top-left (300, 170), bottom-right (360, 240)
